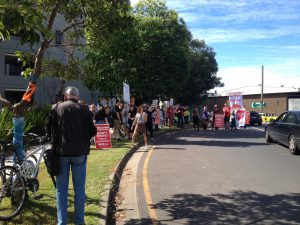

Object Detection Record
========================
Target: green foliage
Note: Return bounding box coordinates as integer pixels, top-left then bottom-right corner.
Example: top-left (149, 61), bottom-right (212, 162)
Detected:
top-left (0, 108), bottom-right (13, 140)
top-left (178, 39), bottom-right (223, 105)
top-left (25, 105), bottom-right (50, 135)
top-left (0, 106), bottom-right (49, 140)
top-left (0, 0), bottom-right (49, 45)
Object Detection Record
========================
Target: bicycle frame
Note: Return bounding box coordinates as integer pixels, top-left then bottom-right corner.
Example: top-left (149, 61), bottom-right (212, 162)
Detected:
top-left (23, 144), bottom-right (48, 179)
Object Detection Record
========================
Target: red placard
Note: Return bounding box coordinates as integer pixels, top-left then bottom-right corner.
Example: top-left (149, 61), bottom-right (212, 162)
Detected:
top-left (245, 111), bottom-right (250, 125)
top-left (214, 114), bottom-right (224, 128)
top-left (95, 124), bottom-right (112, 149)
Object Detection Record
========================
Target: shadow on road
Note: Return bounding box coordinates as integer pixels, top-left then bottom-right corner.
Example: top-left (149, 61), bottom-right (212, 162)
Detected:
top-left (185, 128), bottom-right (265, 139)
top-left (124, 191), bottom-right (300, 225)
top-left (156, 128), bottom-right (269, 149)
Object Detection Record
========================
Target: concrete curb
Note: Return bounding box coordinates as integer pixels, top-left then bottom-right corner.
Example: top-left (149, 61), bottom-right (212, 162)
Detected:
top-left (99, 142), bottom-right (143, 225)
top-left (99, 128), bottom-right (180, 225)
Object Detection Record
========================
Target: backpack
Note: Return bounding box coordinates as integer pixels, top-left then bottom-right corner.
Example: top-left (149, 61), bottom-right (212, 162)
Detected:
top-left (43, 148), bottom-right (60, 176)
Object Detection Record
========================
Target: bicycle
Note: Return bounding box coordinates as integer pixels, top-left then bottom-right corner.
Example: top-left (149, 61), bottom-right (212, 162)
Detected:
top-left (0, 134), bottom-right (51, 221)
top-left (0, 132), bottom-right (40, 168)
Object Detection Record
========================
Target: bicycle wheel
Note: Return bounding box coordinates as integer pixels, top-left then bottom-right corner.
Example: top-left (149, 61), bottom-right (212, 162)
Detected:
top-left (0, 166), bottom-right (27, 221)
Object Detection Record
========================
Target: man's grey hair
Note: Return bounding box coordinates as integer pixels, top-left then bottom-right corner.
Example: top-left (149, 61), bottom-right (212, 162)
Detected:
top-left (64, 86), bottom-right (79, 99)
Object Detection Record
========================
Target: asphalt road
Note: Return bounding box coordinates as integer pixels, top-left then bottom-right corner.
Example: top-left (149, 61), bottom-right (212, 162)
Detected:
top-left (118, 126), bottom-right (300, 225)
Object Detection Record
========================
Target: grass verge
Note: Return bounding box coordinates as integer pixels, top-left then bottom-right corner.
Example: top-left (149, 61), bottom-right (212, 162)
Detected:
top-left (2, 126), bottom-right (176, 225)
top-left (2, 140), bottom-right (132, 225)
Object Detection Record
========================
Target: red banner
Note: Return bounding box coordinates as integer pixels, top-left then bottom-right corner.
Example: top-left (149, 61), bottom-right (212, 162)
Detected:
top-left (214, 114), bottom-right (224, 128)
top-left (95, 124), bottom-right (112, 149)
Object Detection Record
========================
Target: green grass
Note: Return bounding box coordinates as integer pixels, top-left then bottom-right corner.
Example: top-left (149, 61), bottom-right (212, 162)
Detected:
top-left (1, 140), bottom-right (132, 225)
top-left (1, 126), bottom-right (173, 225)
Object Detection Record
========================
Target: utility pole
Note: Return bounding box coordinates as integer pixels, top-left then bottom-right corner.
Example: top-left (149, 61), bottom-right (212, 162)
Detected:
top-left (260, 65), bottom-right (264, 113)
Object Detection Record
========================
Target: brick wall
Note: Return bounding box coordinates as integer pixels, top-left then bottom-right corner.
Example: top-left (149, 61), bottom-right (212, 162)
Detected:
top-left (203, 92), bottom-right (300, 115)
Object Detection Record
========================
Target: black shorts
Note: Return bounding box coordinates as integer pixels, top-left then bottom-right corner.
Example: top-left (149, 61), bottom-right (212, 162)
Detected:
top-left (224, 117), bottom-right (230, 122)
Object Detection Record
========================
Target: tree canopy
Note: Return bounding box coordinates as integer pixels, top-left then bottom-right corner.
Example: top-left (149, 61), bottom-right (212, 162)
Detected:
top-left (1, 0), bottom-right (223, 105)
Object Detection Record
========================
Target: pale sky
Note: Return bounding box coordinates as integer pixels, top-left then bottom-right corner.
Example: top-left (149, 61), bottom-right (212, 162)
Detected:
top-left (131, 0), bottom-right (300, 95)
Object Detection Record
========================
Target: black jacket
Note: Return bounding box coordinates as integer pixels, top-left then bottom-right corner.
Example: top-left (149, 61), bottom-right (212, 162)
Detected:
top-left (47, 99), bottom-right (97, 156)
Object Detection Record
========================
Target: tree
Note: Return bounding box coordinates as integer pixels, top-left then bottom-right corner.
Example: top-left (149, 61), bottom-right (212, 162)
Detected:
top-left (0, 0), bottom-right (131, 102)
top-left (178, 39), bottom-right (223, 105)
top-left (132, 0), bottom-right (191, 101)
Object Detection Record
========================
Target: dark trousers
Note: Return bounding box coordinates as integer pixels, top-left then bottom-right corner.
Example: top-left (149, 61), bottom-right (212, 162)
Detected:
top-left (184, 116), bottom-right (189, 124)
top-left (231, 119), bottom-right (237, 130)
top-left (146, 123), bottom-right (153, 138)
top-left (193, 121), bottom-right (199, 130)
top-left (177, 116), bottom-right (184, 128)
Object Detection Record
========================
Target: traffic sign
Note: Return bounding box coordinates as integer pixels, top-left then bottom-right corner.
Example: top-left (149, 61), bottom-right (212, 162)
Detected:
top-left (251, 102), bottom-right (266, 108)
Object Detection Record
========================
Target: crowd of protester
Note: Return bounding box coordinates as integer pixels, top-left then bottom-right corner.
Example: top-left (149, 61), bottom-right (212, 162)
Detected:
top-left (83, 100), bottom-right (196, 148)
top-left (80, 98), bottom-right (248, 153)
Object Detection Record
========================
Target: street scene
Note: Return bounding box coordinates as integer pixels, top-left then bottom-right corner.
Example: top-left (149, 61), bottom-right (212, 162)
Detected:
top-left (0, 0), bottom-right (300, 225)
top-left (117, 127), bottom-right (300, 225)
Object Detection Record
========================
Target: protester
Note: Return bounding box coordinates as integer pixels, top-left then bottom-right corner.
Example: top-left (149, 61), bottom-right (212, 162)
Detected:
top-left (47, 86), bottom-right (97, 225)
top-left (212, 104), bottom-right (219, 130)
top-left (231, 110), bottom-right (238, 130)
top-left (121, 102), bottom-right (129, 139)
top-left (202, 106), bottom-right (209, 130)
top-left (154, 105), bottom-right (161, 131)
top-left (89, 104), bottom-right (97, 120)
top-left (132, 105), bottom-right (148, 149)
top-left (128, 104), bottom-right (137, 140)
top-left (184, 106), bottom-right (190, 125)
top-left (223, 103), bottom-right (231, 129)
top-left (167, 105), bottom-right (175, 128)
top-left (105, 104), bottom-right (114, 128)
top-left (144, 104), bottom-right (154, 142)
top-left (192, 107), bottom-right (200, 131)
top-left (94, 104), bottom-right (108, 124)
top-left (160, 106), bottom-right (165, 127)
top-left (112, 100), bottom-right (122, 141)
top-left (0, 95), bottom-right (34, 162)
top-left (175, 104), bottom-right (184, 128)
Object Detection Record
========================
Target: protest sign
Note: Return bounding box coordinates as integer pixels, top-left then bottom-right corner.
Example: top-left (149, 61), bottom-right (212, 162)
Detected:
top-left (214, 113), bottom-right (224, 128)
top-left (95, 124), bottom-right (112, 149)
top-left (123, 83), bottom-right (130, 103)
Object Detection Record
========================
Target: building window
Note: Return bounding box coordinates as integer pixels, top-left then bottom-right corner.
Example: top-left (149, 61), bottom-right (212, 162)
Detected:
top-left (4, 90), bottom-right (26, 104)
top-left (5, 55), bottom-right (22, 76)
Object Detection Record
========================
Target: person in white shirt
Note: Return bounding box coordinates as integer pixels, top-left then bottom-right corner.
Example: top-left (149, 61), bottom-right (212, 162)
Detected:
top-left (131, 105), bottom-right (148, 149)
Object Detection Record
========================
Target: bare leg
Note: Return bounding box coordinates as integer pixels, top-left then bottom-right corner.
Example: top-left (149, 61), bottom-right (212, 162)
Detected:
top-left (143, 133), bottom-right (148, 148)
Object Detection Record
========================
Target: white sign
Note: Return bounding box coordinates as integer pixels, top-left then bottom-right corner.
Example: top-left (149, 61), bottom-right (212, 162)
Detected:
top-left (288, 98), bottom-right (300, 110)
top-left (170, 98), bottom-right (174, 106)
top-left (152, 99), bottom-right (158, 106)
top-left (228, 92), bottom-right (243, 110)
top-left (123, 83), bottom-right (130, 104)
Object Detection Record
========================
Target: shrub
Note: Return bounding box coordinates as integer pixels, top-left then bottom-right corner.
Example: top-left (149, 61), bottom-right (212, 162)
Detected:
top-left (0, 105), bottom-right (50, 140)
top-left (25, 105), bottom-right (51, 135)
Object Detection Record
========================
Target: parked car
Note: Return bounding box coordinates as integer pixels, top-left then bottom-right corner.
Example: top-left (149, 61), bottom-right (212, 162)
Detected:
top-left (259, 113), bottom-right (268, 123)
top-left (265, 111), bottom-right (300, 155)
top-left (259, 113), bottom-right (278, 123)
top-left (268, 113), bottom-right (278, 122)
top-left (250, 111), bottom-right (262, 125)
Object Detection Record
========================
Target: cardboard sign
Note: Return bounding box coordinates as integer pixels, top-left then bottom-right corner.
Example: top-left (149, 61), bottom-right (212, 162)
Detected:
top-left (214, 113), bottom-right (224, 128)
top-left (95, 124), bottom-right (112, 149)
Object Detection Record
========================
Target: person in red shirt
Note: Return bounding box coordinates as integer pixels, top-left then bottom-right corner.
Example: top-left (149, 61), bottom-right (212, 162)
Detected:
top-left (167, 106), bottom-right (175, 128)
top-left (223, 103), bottom-right (231, 129)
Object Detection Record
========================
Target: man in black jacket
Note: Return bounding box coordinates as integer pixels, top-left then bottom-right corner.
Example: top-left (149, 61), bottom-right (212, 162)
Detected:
top-left (47, 86), bottom-right (97, 225)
